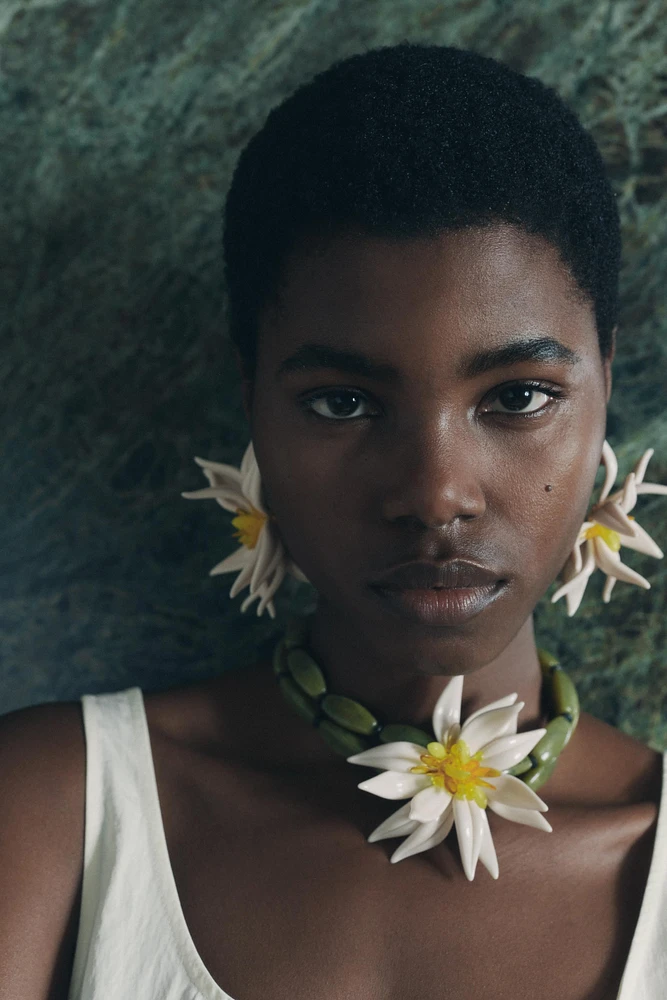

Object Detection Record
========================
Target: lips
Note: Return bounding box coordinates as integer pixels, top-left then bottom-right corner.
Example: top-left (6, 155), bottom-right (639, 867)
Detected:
top-left (370, 559), bottom-right (503, 591)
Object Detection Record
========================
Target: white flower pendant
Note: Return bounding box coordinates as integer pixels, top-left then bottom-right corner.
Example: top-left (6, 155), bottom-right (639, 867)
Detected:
top-left (552, 440), bottom-right (667, 616)
top-left (181, 441), bottom-right (309, 618)
top-left (347, 675), bottom-right (550, 880)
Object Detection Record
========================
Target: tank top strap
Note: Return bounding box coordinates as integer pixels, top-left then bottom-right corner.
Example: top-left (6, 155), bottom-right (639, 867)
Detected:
top-left (69, 686), bottom-right (148, 998)
top-left (69, 685), bottom-right (234, 1000)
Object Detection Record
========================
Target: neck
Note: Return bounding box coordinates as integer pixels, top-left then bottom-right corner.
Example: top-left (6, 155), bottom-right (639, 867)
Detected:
top-left (307, 607), bottom-right (547, 736)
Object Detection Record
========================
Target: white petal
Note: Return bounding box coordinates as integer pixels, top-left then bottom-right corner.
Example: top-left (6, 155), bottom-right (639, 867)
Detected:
top-left (180, 485), bottom-right (244, 514)
top-left (635, 483), bottom-right (667, 497)
top-left (485, 773), bottom-right (549, 812)
top-left (241, 586), bottom-right (265, 613)
top-left (551, 568), bottom-right (583, 602)
top-left (453, 798), bottom-right (476, 880)
top-left (347, 742), bottom-right (426, 772)
top-left (602, 575), bottom-right (616, 603)
top-left (460, 702), bottom-right (524, 755)
top-left (208, 546), bottom-right (249, 576)
top-left (228, 555), bottom-right (254, 596)
top-left (470, 801), bottom-right (485, 879)
top-left (593, 538), bottom-right (650, 589)
top-left (463, 693), bottom-right (518, 729)
top-left (390, 808), bottom-right (454, 863)
top-left (243, 459), bottom-right (264, 512)
top-left (357, 771), bottom-right (432, 800)
top-left (251, 531), bottom-right (289, 610)
top-left (248, 525), bottom-right (273, 594)
top-left (477, 807), bottom-right (499, 879)
top-left (367, 802), bottom-right (419, 842)
top-left (593, 502), bottom-right (638, 536)
top-left (409, 785), bottom-right (452, 822)
top-left (551, 540), bottom-right (596, 615)
top-left (487, 800), bottom-right (553, 832)
top-left (256, 562), bottom-right (287, 615)
top-left (261, 545), bottom-right (288, 590)
top-left (633, 449), bottom-right (654, 485)
top-left (621, 472), bottom-right (638, 515)
top-left (194, 454), bottom-right (244, 488)
top-left (551, 569), bottom-right (586, 605)
top-left (618, 522), bottom-right (663, 559)
top-left (240, 441), bottom-right (258, 480)
top-left (480, 729), bottom-right (547, 772)
top-left (600, 440), bottom-right (618, 502)
top-left (250, 523), bottom-right (285, 593)
top-left (432, 675), bottom-right (463, 744)
top-left (564, 576), bottom-right (591, 616)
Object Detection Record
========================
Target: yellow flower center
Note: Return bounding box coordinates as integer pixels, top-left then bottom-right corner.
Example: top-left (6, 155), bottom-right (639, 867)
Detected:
top-left (409, 739), bottom-right (502, 810)
top-left (583, 522), bottom-right (622, 551)
top-left (231, 506), bottom-right (267, 549)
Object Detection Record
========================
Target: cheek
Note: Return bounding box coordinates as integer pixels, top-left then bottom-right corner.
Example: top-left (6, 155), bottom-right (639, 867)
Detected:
top-left (501, 431), bottom-right (602, 584)
top-left (253, 431), bottom-right (357, 580)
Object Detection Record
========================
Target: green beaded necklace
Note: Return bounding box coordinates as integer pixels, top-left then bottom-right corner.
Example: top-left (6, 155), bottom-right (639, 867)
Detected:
top-left (273, 612), bottom-right (580, 793)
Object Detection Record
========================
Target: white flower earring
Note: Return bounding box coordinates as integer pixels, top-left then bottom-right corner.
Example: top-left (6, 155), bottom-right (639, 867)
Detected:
top-left (181, 441), bottom-right (309, 619)
top-left (552, 440), bottom-right (667, 616)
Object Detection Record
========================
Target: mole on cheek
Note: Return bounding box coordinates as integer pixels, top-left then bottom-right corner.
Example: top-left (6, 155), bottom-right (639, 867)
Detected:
top-left (544, 484), bottom-right (553, 492)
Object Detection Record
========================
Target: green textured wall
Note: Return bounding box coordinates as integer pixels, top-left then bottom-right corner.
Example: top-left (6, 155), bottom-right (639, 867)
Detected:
top-left (1, 0), bottom-right (665, 749)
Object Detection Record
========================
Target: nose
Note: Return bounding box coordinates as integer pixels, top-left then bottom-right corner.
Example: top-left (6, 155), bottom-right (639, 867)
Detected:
top-left (380, 427), bottom-right (487, 529)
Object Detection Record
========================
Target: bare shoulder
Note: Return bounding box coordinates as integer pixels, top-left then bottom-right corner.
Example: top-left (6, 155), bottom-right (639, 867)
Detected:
top-left (142, 661), bottom-right (272, 750)
top-left (0, 698), bottom-right (86, 998)
top-left (568, 710), bottom-right (664, 809)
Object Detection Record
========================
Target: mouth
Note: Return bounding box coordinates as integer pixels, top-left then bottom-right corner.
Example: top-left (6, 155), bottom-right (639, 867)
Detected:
top-left (368, 559), bottom-right (508, 626)
top-left (370, 581), bottom-right (506, 626)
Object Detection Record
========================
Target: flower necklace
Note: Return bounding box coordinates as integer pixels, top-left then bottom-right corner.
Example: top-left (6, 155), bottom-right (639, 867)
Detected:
top-left (179, 437), bottom-right (666, 878)
top-left (273, 612), bottom-right (580, 881)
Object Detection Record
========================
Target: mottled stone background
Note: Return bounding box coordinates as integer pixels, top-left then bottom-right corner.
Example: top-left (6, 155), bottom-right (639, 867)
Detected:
top-left (1, 0), bottom-right (665, 748)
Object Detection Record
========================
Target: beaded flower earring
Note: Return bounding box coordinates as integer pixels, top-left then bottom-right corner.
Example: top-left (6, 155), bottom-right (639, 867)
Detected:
top-left (181, 440), bottom-right (308, 619)
top-left (551, 439), bottom-right (667, 616)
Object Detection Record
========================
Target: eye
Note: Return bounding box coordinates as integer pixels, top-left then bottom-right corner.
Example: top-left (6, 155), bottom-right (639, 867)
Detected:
top-left (300, 388), bottom-right (378, 421)
top-left (485, 383), bottom-right (559, 415)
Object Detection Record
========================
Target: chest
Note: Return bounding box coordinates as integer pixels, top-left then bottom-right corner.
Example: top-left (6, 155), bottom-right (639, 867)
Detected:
top-left (150, 743), bottom-right (654, 1000)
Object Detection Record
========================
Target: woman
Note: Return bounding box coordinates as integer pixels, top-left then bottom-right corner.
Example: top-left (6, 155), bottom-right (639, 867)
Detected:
top-left (1, 41), bottom-right (665, 1000)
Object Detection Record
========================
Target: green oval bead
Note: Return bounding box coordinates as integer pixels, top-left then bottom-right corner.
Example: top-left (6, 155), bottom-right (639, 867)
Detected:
top-left (286, 648), bottom-right (327, 699)
top-left (321, 694), bottom-right (379, 735)
top-left (506, 757), bottom-right (533, 777)
top-left (284, 613), bottom-right (311, 650)
top-left (531, 715), bottom-right (573, 766)
top-left (378, 723), bottom-right (432, 747)
top-left (537, 648), bottom-right (560, 672)
top-left (272, 637), bottom-right (288, 677)
top-left (521, 754), bottom-right (558, 792)
top-left (278, 675), bottom-right (318, 724)
top-left (550, 668), bottom-right (580, 727)
top-left (317, 719), bottom-right (370, 756)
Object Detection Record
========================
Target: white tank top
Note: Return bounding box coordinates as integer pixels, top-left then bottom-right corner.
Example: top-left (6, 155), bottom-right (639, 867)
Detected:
top-left (68, 686), bottom-right (667, 1000)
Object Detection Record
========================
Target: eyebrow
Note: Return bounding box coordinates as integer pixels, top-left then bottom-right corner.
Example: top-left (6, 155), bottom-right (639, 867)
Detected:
top-left (277, 337), bottom-right (580, 382)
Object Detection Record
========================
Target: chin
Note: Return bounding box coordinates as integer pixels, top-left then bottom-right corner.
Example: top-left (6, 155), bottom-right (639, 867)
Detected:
top-left (318, 579), bottom-right (532, 672)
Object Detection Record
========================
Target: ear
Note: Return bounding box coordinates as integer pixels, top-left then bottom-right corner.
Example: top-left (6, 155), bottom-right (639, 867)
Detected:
top-left (603, 325), bottom-right (616, 403)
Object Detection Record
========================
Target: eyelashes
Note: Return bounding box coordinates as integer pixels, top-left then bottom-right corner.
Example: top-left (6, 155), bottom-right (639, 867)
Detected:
top-left (298, 382), bottom-right (565, 423)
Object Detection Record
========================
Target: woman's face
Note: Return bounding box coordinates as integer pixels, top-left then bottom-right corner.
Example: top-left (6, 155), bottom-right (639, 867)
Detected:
top-left (246, 222), bottom-right (612, 672)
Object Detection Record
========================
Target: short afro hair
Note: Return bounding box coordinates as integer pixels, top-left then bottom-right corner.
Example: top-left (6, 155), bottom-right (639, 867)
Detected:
top-left (223, 42), bottom-right (621, 382)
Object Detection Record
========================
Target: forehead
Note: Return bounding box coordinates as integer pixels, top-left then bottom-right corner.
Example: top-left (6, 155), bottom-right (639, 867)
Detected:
top-left (259, 222), bottom-right (597, 368)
